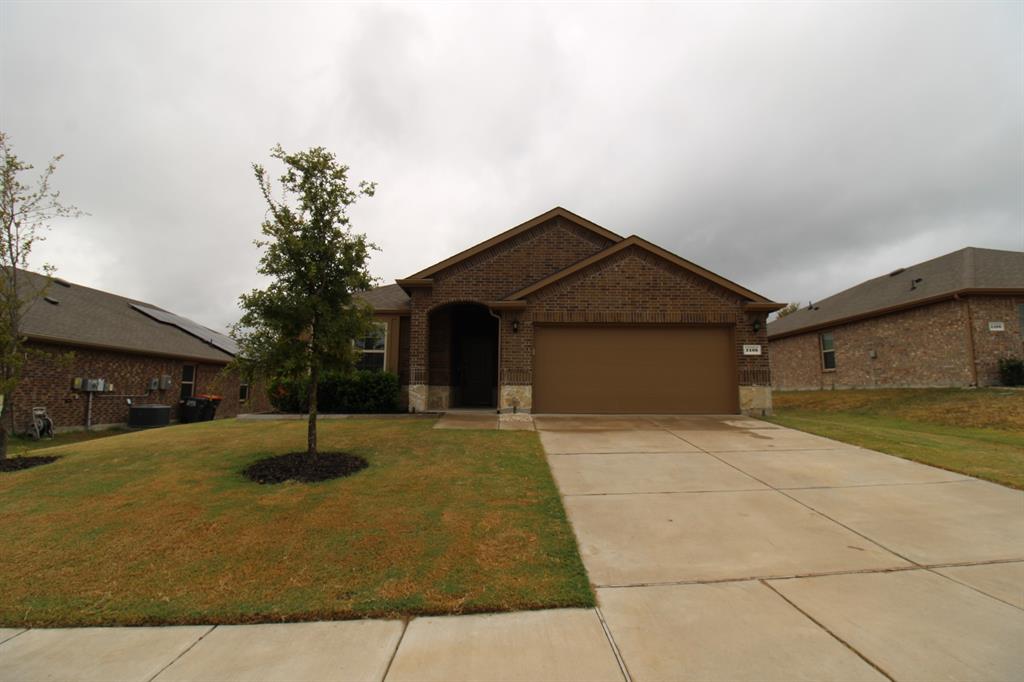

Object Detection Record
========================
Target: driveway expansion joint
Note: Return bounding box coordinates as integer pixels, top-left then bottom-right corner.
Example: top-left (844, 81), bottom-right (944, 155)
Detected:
top-left (381, 619), bottom-right (409, 682)
top-left (667, 428), bottom-right (922, 568)
top-left (760, 580), bottom-right (897, 682)
top-left (147, 625), bottom-right (216, 682)
top-left (594, 607), bottom-right (632, 682)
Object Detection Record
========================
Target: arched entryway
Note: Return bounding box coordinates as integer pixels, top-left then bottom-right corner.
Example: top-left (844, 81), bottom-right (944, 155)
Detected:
top-left (428, 303), bottom-right (499, 408)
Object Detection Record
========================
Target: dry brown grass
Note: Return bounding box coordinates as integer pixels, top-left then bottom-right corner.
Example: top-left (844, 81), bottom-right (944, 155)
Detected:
top-left (0, 418), bottom-right (592, 627)
top-left (771, 387), bottom-right (1024, 431)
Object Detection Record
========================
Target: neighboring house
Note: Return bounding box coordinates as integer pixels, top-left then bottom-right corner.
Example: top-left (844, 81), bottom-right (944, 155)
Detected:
top-left (9, 270), bottom-right (270, 433)
top-left (768, 247), bottom-right (1024, 390)
top-left (354, 207), bottom-right (783, 415)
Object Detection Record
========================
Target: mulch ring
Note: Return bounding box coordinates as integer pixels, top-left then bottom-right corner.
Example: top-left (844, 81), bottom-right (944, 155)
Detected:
top-left (0, 456), bottom-right (60, 472)
top-left (242, 452), bottom-right (368, 484)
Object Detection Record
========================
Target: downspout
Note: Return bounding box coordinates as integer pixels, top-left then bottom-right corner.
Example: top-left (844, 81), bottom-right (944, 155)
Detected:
top-left (86, 391), bottom-right (93, 431)
top-left (958, 294), bottom-right (979, 386)
top-left (488, 308), bottom-right (502, 414)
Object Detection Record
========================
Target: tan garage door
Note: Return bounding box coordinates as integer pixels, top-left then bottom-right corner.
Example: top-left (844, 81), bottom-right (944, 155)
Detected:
top-left (532, 325), bottom-right (738, 414)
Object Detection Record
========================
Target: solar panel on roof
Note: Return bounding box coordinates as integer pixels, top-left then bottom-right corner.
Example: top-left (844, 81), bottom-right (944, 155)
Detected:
top-left (130, 303), bottom-right (239, 356)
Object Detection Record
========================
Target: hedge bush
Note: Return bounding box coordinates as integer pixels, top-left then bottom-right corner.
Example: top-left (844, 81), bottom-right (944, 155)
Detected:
top-left (998, 357), bottom-right (1024, 387)
top-left (269, 371), bottom-right (401, 414)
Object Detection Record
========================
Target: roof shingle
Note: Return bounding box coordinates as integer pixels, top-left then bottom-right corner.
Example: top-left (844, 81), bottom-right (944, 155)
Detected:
top-left (768, 247), bottom-right (1024, 338)
top-left (18, 270), bottom-right (236, 363)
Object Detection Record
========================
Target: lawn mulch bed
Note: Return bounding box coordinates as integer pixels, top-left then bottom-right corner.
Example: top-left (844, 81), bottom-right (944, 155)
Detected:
top-left (243, 451), bottom-right (368, 484)
top-left (0, 455), bottom-right (59, 472)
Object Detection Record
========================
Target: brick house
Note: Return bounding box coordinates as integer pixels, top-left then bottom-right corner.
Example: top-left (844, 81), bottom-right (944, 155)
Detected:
top-left (10, 270), bottom-right (269, 433)
top-left (355, 207), bottom-right (784, 415)
top-left (768, 247), bottom-right (1024, 389)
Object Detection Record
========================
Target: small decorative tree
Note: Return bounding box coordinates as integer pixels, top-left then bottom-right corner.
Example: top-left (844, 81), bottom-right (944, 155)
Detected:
top-left (0, 132), bottom-right (81, 460)
top-left (232, 145), bottom-right (376, 458)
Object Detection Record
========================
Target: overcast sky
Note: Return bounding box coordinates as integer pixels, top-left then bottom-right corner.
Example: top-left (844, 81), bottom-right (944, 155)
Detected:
top-left (2, 1), bottom-right (1021, 332)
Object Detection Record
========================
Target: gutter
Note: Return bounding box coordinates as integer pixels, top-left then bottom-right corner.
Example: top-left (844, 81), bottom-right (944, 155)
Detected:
top-left (25, 333), bottom-right (234, 365)
top-left (767, 288), bottom-right (1024, 340)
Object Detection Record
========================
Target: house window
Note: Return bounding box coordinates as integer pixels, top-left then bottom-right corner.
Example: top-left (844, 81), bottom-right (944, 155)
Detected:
top-left (239, 381), bottom-right (249, 403)
top-left (355, 323), bottom-right (386, 372)
top-left (180, 365), bottom-right (196, 399)
top-left (820, 332), bottom-right (836, 371)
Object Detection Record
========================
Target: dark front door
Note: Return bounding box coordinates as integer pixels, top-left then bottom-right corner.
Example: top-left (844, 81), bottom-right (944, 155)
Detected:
top-left (458, 334), bottom-right (497, 406)
top-left (451, 306), bottom-right (498, 407)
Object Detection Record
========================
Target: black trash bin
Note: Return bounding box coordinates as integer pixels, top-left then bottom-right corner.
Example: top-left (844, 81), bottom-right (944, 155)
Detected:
top-left (179, 395), bottom-right (223, 423)
top-left (178, 397), bottom-right (205, 424)
top-left (198, 394), bottom-right (222, 421)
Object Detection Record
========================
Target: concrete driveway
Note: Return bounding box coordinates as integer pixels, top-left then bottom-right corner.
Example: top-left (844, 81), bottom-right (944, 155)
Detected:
top-left (539, 414), bottom-right (1024, 682)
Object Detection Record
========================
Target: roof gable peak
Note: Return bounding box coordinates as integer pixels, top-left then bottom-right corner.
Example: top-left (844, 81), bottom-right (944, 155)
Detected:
top-left (405, 207), bottom-right (622, 280)
top-left (506, 235), bottom-right (777, 304)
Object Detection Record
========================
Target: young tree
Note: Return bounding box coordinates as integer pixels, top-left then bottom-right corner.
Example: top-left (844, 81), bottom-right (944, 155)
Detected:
top-left (232, 145), bottom-right (376, 457)
top-left (0, 132), bottom-right (81, 459)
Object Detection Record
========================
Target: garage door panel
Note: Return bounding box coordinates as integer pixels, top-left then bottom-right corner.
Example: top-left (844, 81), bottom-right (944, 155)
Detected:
top-left (533, 325), bottom-right (738, 414)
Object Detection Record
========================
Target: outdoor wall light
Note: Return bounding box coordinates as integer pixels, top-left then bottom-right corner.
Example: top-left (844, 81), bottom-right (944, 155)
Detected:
top-left (512, 319), bottom-right (520, 333)
top-left (752, 319), bottom-right (762, 333)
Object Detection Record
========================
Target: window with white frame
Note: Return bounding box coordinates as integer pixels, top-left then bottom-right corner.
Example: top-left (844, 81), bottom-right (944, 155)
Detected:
top-left (820, 332), bottom-right (836, 371)
top-left (355, 322), bottom-right (387, 371)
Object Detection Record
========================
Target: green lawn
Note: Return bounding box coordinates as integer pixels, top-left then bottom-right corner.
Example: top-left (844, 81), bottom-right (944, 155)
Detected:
top-left (767, 388), bottom-right (1024, 490)
top-left (0, 418), bottom-right (593, 627)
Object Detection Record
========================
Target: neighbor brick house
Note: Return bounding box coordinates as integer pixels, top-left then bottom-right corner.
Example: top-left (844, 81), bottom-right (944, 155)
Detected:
top-left (768, 247), bottom-right (1024, 389)
top-left (9, 270), bottom-right (269, 432)
top-left (355, 207), bottom-right (784, 415)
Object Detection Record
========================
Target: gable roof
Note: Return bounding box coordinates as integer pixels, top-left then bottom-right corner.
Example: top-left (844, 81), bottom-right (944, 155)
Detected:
top-left (18, 270), bottom-right (236, 363)
top-left (405, 207), bottom-right (623, 280)
top-left (768, 247), bottom-right (1024, 339)
top-left (354, 283), bottom-right (410, 313)
top-left (505, 235), bottom-right (779, 304)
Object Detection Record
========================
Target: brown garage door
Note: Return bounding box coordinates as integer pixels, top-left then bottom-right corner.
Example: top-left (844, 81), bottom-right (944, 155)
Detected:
top-left (532, 325), bottom-right (738, 414)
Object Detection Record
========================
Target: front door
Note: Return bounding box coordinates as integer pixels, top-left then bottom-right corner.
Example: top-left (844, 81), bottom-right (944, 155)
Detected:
top-left (456, 333), bottom-right (497, 407)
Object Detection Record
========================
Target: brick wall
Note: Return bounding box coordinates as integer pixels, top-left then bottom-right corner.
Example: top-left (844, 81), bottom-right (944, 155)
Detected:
top-left (518, 246), bottom-right (769, 386)
top-left (8, 341), bottom-right (270, 433)
top-left (966, 294), bottom-right (1024, 385)
top-left (400, 216), bottom-right (771, 411)
top-left (407, 216), bottom-right (614, 385)
top-left (770, 295), bottom-right (1024, 389)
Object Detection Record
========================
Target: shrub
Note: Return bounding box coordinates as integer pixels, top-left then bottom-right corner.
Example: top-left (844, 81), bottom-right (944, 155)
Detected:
top-left (268, 371), bottom-right (401, 413)
top-left (998, 357), bottom-right (1024, 387)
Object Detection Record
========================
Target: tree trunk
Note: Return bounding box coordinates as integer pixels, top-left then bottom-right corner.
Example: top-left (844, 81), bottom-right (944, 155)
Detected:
top-left (307, 364), bottom-right (318, 457)
top-left (0, 423), bottom-right (6, 461)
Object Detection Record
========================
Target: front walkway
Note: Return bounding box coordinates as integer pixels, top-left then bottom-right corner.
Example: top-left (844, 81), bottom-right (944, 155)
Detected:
top-left (1, 416), bottom-right (1021, 681)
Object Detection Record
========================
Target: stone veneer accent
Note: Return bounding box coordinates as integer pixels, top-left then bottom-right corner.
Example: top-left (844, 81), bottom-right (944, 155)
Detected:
top-left (739, 386), bottom-right (773, 416)
top-left (499, 384), bottom-right (532, 413)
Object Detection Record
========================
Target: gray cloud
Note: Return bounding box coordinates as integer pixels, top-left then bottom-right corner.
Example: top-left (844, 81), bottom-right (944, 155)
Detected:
top-left (1, 1), bottom-right (1020, 331)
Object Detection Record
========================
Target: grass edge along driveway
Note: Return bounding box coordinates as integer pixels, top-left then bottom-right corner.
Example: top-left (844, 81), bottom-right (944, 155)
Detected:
top-left (767, 388), bottom-right (1024, 490)
top-left (0, 418), bottom-right (593, 627)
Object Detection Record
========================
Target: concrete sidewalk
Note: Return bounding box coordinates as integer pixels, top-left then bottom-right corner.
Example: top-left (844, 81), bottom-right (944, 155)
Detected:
top-left (2, 416), bottom-right (1021, 682)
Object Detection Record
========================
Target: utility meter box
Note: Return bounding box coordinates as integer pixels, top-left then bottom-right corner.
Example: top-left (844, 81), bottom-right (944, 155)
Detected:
top-left (149, 377), bottom-right (159, 391)
top-left (82, 378), bottom-right (106, 392)
top-left (160, 375), bottom-right (172, 390)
